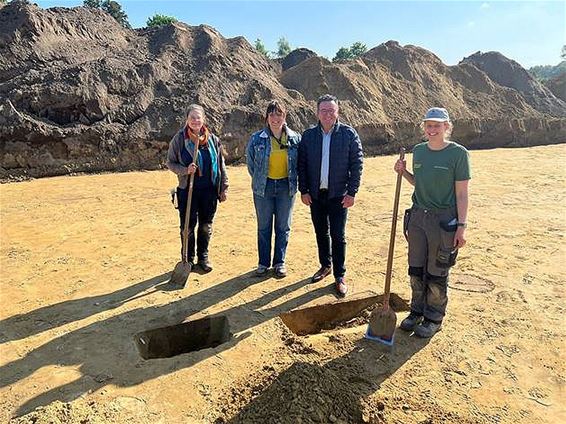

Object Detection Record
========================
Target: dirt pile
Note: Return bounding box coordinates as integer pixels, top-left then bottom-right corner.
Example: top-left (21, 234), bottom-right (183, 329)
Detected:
top-left (0, 1), bottom-right (312, 180)
top-left (1, 1), bottom-right (565, 180)
top-left (280, 47), bottom-right (318, 71)
top-left (544, 73), bottom-right (566, 102)
top-left (461, 51), bottom-right (565, 115)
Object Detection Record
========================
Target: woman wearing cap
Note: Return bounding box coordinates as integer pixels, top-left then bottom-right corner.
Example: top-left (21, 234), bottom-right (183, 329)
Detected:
top-left (167, 104), bottom-right (228, 273)
top-left (394, 107), bottom-right (471, 338)
top-left (246, 100), bottom-right (301, 277)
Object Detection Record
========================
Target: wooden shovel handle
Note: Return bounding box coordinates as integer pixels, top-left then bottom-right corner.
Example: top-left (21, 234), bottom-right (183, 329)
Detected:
top-left (383, 147), bottom-right (405, 302)
top-left (181, 141), bottom-right (200, 263)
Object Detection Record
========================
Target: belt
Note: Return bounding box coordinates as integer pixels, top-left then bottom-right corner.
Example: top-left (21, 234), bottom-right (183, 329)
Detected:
top-left (412, 205), bottom-right (456, 214)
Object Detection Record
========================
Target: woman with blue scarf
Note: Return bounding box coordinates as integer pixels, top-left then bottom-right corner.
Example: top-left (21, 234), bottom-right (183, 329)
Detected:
top-left (167, 104), bottom-right (228, 273)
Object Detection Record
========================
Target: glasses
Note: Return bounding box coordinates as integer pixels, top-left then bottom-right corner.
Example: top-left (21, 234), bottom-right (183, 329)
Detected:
top-left (319, 108), bottom-right (338, 114)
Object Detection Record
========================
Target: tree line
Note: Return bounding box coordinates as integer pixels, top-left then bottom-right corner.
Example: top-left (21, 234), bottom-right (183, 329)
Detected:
top-left (528, 46), bottom-right (566, 81)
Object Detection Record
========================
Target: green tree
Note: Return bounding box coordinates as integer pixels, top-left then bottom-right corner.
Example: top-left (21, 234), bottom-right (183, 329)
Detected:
top-left (333, 42), bottom-right (367, 62)
top-left (276, 37), bottom-right (291, 58)
top-left (146, 13), bottom-right (177, 27)
top-left (84, 0), bottom-right (130, 29)
top-left (101, 0), bottom-right (131, 28)
top-left (333, 47), bottom-right (353, 61)
top-left (83, 0), bottom-right (101, 7)
top-left (254, 38), bottom-right (270, 58)
top-left (349, 42), bottom-right (367, 57)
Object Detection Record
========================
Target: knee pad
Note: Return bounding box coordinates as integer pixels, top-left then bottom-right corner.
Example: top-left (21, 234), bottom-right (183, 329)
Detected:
top-left (199, 223), bottom-right (213, 235)
top-left (408, 266), bottom-right (423, 278)
top-left (426, 273), bottom-right (447, 286)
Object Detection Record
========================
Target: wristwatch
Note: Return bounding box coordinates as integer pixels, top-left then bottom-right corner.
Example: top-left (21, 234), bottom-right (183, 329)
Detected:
top-left (456, 222), bottom-right (467, 228)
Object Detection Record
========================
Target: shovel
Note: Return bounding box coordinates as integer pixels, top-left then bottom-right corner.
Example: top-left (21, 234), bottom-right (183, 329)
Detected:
top-left (366, 147), bottom-right (405, 345)
top-left (170, 140), bottom-right (200, 289)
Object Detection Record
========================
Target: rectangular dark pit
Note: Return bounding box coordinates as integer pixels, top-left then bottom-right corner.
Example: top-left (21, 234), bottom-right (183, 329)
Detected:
top-left (279, 291), bottom-right (409, 336)
top-left (135, 315), bottom-right (230, 359)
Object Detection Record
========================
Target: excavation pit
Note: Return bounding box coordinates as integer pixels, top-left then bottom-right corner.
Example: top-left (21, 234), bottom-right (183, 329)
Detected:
top-left (279, 291), bottom-right (409, 336)
top-left (135, 315), bottom-right (230, 359)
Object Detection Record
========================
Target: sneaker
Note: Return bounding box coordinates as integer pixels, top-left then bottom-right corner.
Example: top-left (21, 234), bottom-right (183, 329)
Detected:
top-left (334, 277), bottom-right (348, 298)
top-left (414, 319), bottom-right (442, 338)
top-left (274, 263), bottom-right (287, 278)
top-left (198, 258), bottom-right (213, 273)
top-left (255, 265), bottom-right (269, 276)
top-left (399, 312), bottom-right (423, 332)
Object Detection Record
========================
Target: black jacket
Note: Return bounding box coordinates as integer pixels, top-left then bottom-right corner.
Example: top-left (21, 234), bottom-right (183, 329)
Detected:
top-left (298, 122), bottom-right (363, 200)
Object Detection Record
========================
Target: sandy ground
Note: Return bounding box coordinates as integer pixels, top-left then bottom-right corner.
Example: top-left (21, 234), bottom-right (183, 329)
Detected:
top-left (0, 144), bottom-right (565, 423)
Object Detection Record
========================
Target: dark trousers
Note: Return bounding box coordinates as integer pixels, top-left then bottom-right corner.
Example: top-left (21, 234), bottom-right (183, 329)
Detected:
top-left (310, 191), bottom-right (348, 278)
top-left (407, 206), bottom-right (457, 322)
top-left (177, 187), bottom-right (218, 262)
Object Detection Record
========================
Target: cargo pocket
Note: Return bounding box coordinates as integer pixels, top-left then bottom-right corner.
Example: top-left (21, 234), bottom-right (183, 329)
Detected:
top-left (436, 218), bottom-right (458, 268)
top-left (403, 208), bottom-right (412, 241)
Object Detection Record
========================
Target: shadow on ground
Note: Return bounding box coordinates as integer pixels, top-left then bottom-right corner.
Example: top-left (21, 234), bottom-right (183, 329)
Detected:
top-left (1, 270), bottom-right (335, 417)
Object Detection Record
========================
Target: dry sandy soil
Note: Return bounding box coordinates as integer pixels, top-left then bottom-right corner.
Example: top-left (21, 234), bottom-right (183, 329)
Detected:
top-left (1, 145), bottom-right (564, 423)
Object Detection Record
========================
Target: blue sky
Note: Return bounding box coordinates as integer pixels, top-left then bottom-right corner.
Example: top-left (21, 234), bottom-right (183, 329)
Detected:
top-left (35, 1), bottom-right (565, 68)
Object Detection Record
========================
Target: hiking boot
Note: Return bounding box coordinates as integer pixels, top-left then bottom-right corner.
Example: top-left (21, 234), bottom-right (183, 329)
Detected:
top-left (399, 312), bottom-right (423, 332)
top-left (198, 258), bottom-right (213, 273)
top-left (255, 265), bottom-right (269, 276)
top-left (414, 319), bottom-right (442, 338)
top-left (274, 263), bottom-right (287, 278)
top-left (311, 266), bottom-right (331, 283)
top-left (335, 277), bottom-right (348, 298)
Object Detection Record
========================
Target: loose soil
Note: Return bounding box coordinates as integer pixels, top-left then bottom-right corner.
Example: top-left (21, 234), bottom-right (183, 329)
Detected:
top-left (1, 145), bottom-right (564, 423)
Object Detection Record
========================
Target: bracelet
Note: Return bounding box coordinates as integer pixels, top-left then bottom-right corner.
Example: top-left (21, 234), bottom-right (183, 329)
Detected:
top-left (456, 222), bottom-right (467, 228)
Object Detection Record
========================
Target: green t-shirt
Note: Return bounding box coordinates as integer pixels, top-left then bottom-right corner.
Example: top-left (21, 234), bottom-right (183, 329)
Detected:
top-left (411, 141), bottom-right (471, 209)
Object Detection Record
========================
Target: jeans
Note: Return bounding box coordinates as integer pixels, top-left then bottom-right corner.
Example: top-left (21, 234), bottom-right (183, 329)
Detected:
top-left (177, 187), bottom-right (218, 262)
top-left (310, 191), bottom-right (348, 278)
top-left (253, 178), bottom-right (295, 267)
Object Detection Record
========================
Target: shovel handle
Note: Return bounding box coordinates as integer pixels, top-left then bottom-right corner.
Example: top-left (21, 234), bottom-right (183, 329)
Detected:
top-left (383, 147), bottom-right (405, 301)
top-left (180, 141), bottom-right (200, 263)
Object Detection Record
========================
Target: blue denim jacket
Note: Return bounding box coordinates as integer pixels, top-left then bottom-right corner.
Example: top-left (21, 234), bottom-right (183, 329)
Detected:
top-left (246, 126), bottom-right (301, 197)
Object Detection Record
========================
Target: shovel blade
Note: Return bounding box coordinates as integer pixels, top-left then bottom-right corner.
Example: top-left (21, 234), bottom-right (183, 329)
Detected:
top-left (368, 305), bottom-right (397, 341)
top-left (169, 261), bottom-right (191, 289)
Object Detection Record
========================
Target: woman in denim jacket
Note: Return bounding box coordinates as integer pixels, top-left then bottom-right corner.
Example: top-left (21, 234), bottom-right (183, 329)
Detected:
top-left (246, 101), bottom-right (301, 277)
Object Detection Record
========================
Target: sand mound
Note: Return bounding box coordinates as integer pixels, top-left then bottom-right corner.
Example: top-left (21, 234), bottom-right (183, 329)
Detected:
top-left (1, 1), bottom-right (564, 180)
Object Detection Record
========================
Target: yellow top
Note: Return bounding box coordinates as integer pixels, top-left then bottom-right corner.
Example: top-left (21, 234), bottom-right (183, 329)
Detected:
top-left (268, 132), bottom-right (288, 179)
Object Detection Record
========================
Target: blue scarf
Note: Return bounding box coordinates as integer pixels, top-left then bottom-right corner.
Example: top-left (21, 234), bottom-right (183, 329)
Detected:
top-left (183, 132), bottom-right (219, 185)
